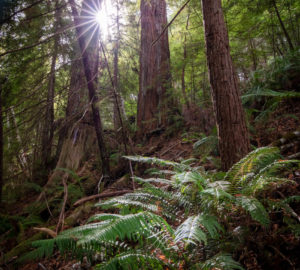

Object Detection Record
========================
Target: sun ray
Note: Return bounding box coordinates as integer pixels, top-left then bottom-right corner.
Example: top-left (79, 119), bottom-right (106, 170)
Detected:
top-left (76, 21), bottom-right (98, 44)
top-left (81, 22), bottom-right (100, 54)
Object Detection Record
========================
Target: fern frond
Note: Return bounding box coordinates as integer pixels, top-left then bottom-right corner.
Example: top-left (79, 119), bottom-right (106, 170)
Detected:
top-left (193, 136), bottom-right (218, 159)
top-left (244, 176), bottom-right (292, 195)
top-left (173, 171), bottom-right (207, 186)
top-left (98, 197), bottom-right (158, 212)
top-left (253, 160), bottom-right (300, 179)
top-left (235, 196), bottom-right (270, 227)
top-left (19, 237), bottom-right (77, 262)
top-left (174, 215), bottom-right (222, 245)
top-left (242, 89), bottom-right (300, 101)
top-left (225, 147), bottom-right (281, 194)
top-left (201, 187), bottom-right (234, 201)
top-left (124, 156), bottom-right (190, 172)
top-left (88, 214), bottom-right (123, 223)
top-left (134, 176), bottom-right (174, 186)
top-left (198, 252), bottom-right (244, 270)
top-left (283, 195), bottom-right (300, 204)
top-left (95, 251), bottom-right (168, 270)
top-left (77, 212), bottom-right (173, 246)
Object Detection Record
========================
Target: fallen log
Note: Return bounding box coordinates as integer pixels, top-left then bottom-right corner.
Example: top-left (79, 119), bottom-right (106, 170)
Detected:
top-left (73, 190), bottom-right (132, 207)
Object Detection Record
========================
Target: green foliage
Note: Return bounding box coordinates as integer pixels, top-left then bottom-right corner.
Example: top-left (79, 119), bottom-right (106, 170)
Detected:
top-left (174, 214), bottom-right (223, 245)
top-left (193, 135), bottom-right (218, 160)
top-left (243, 50), bottom-right (300, 121)
top-left (96, 252), bottom-right (167, 270)
top-left (25, 146), bottom-right (300, 269)
top-left (197, 253), bottom-right (244, 270)
top-left (235, 196), bottom-right (270, 227)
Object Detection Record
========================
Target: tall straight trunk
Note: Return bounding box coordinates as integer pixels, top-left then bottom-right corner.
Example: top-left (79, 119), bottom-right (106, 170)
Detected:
top-left (112, 0), bottom-right (125, 131)
top-left (181, 14), bottom-right (190, 109)
top-left (41, 0), bottom-right (60, 166)
top-left (70, 0), bottom-right (110, 181)
top-left (201, 0), bottom-right (250, 170)
top-left (137, 0), bottom-right (171, 135)
top-left (272, 0), bottom-right (294, 51)
top-left (0, 82), bottom-right (3, 203)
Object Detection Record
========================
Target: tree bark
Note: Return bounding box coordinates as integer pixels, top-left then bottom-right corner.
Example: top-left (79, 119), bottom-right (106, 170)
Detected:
top-left (201, 0), bottom-right (250, 170)
top-left (70, 0), bottom-right (110, 182)
top-left (41, 0), bottom-right (60, 166)
top-left (137, 0), bottom-right (171, 135)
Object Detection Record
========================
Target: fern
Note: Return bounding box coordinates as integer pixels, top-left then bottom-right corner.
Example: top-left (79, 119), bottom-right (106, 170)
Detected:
top-left (225, 147), bottom-right (281, 194)
top-left (235, 196), bottom-right (270, 227)
top-left (197, 253), bottom-right (244, 270)
top-left (95, 252), bottom-right (169, 270)
top-left (124, 155), bottom-right (191, 172)
top-left (175, 215), bottom-right (222, 245)
top-left (193, 135), bottom-right (218, 159)
top-left (25, 147), bottom-right (298, 269)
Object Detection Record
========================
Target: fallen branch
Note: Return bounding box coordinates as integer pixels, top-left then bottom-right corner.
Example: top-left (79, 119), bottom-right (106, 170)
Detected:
top-left (73, 190), bottom-right (132, 207)
top-left (160, 141), bottom-right (181, 157)
top-left (33, 227), bottom-right (57, 238)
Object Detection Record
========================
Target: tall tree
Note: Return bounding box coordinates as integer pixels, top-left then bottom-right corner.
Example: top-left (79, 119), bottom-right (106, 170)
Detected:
top-left (137, 0), bottom-right (171, 135)
top-left (41, 0), bottom-right (61, 166)
top-left (201, 0), bottom-right (250, 170)
top-left (70, 0), bottom-right (110, 182)
top-left (112, 0), bottom-right (126, 132)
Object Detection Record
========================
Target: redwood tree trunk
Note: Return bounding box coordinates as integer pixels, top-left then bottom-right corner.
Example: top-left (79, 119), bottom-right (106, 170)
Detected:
top-left (137, 0), bottom-right (171, 135)
top-left (201, 0), bottom-right (250, 170)
top-left (41, 0), bottom-right (60, 166)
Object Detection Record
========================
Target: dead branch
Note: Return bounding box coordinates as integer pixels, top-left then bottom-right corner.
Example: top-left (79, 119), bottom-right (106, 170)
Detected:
top-left (73, 190), bottom-right (132, 207)
top-left (159, 141), bottom-right (181, 157)
top-left (33, 227), bottom-right (57, 238)
top-left (151, 0), bottom-right (191, 47)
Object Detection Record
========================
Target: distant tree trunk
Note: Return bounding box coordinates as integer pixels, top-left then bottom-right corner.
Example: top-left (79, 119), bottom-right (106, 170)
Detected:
top-left (41, 0), bottom-right (60, 166)
top-left (10, 107), bottom-right (28, 174)
top-left (181, 14), bottom-right (190, 109)
top-left (272, 0), bottom-right (294, 51)
top-left (70, 0), bottom-right (110, 182)
top-left (112, 0), bottom-right (126, 132)
top-left (137, 0), bottom-right (171, 135)
top-left (248, 38), bottom-right (257, 70)
top-left (0, 82), bottom-right (3, 203)
top-left (201, 0), bottom-right (250, 170)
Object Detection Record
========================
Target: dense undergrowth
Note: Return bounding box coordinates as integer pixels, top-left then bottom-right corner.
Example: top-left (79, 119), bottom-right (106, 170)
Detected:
top-left (20, 147), bottom-right (300, 269)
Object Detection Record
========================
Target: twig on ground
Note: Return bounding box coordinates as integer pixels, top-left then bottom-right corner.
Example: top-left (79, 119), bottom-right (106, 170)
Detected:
top-left (33, 227), bottom-right (57, 238)
top-left (270, 245), bottom-right (295, 270)
top-left (159, 141), bottom-right (181, 157)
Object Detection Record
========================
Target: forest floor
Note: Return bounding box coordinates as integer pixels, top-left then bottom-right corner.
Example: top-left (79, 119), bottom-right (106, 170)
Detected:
top-left (1, 100), bottom-right (300, 270)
